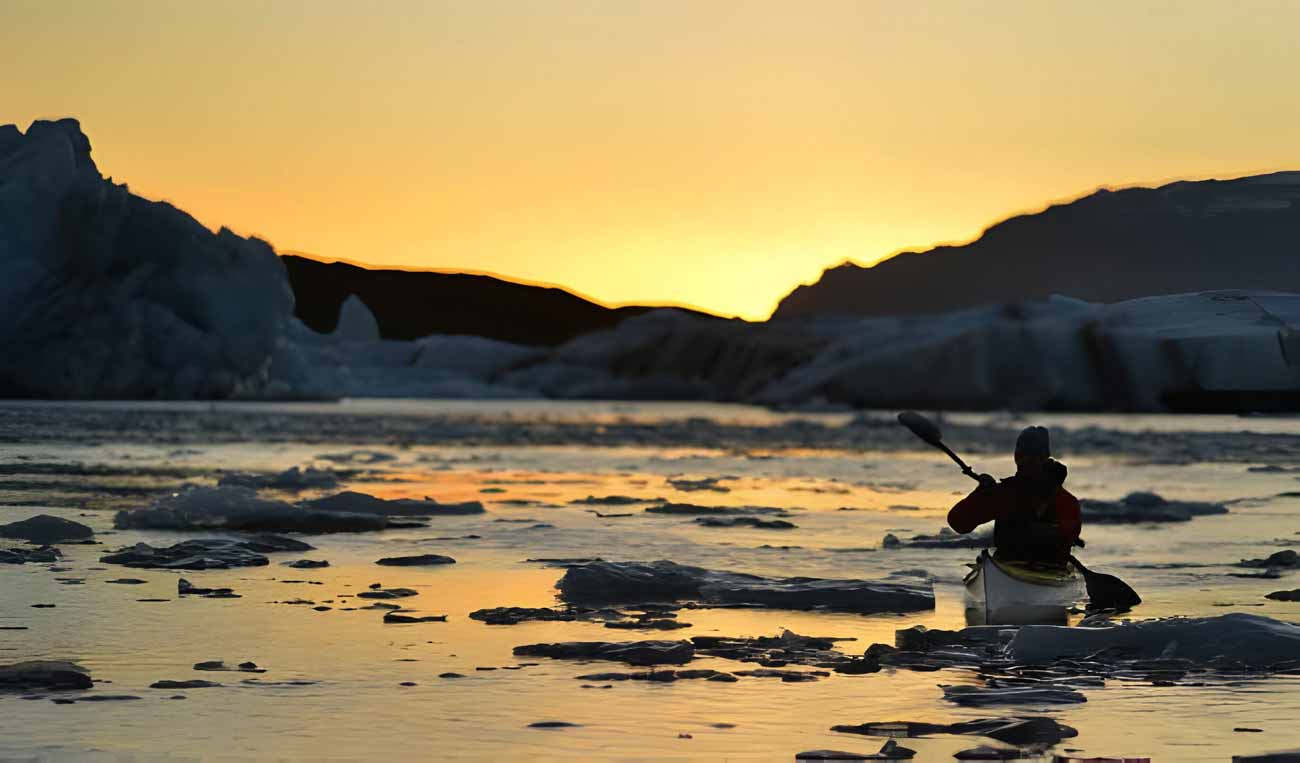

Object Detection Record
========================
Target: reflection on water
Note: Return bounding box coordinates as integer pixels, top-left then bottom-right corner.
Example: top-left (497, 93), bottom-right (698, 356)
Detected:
top-left (963, 605), bottom-right (1072, 627)
top-left (0, 401), bottom-right (1298, 761)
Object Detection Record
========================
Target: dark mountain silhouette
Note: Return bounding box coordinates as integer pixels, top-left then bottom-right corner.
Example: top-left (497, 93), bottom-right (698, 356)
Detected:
top-left (774, 171), bottom-right (1300, 319)
top-left (282, 255), bottom-right (720, 346)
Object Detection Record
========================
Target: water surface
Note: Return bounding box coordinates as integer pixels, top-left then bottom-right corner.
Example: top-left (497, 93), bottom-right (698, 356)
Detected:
top-left (1, 401), bottom-right (1297, 761)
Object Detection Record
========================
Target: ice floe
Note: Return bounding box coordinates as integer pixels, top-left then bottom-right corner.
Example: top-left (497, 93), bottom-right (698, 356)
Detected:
top-left (114, 486), bottom-right (482, 534)
top-left (114, 486), bottom-right (388, 534)
top-left (557, 560), bottom-right (934, 614)
top-left (0, 515), bottom-right (93, 544)
top-left (1008, 613), bottom-right (1300, 667)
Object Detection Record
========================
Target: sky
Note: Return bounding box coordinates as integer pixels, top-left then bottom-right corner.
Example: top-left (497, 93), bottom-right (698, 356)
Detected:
top-left (5, 1), bottom-right (1300, 320)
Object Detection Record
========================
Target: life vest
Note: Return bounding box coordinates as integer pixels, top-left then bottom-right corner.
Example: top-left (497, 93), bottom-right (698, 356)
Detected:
top-left (993, 475), bottom-right (1068, 565)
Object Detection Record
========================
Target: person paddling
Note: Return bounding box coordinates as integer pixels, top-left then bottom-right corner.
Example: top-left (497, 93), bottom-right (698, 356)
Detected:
top-left (946, 426), bottom-right (1081, 567)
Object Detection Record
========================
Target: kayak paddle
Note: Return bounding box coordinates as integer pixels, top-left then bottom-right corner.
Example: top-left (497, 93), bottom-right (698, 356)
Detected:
top-left (896, 411), bottom-right (980, 482)
top-left (895, 410), bottom-right (1142, 613)
top-left (1067, 554), bottom-right (1142, 612)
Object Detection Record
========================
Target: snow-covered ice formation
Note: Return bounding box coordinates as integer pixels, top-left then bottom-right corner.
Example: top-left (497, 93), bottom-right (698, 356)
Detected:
top-left (199, 286), bottom-right (1300, 409)
top-left (332, 295), bottom-right (381, 342)
top-left (752, 292), bottom-right (1300, 410)
top-left (0, 119), bottom-right (294, 398)
top-left (495, 293), bottom-right (1300, 410)
top-left (4, 118), bottom-right (1298, 410)
top-left (0, 119), bottom-right (538, 400)
top-left (282, 296), bottom-right (542, 398)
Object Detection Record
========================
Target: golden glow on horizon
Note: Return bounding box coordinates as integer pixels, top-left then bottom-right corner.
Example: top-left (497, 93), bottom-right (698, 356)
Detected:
top-left (6, 0), bottom-right (1300, 319)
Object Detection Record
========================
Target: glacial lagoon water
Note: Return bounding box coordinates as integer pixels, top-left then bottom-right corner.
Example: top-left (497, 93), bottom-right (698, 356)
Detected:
top-left (0, 400), bottom-right (1298, 761)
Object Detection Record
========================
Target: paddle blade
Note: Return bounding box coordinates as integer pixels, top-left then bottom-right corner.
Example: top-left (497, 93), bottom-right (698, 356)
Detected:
top-left (1071, 557), bottom-right (1142, 612)
top-left (897, 411), bottom-right (943, 448)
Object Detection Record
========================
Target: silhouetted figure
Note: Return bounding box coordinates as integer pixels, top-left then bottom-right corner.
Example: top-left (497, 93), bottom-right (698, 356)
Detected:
top-left (947, 426), bottom-right (1081, 565)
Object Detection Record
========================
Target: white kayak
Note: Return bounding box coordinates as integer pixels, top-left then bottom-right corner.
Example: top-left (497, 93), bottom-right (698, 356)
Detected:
top-left (963, 550), bottom-right (1083, 626)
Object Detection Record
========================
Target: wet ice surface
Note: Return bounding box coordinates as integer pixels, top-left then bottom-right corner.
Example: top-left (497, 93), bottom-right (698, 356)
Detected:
top-left (0, 401), bottom-right (1299, 761)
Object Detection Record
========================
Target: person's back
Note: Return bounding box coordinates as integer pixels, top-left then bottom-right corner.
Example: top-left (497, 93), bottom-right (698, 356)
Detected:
top-left (947, 426), bottom-right (1081, 566)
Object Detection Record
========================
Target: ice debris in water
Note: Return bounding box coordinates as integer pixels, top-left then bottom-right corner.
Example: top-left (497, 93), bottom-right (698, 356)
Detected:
top-left (114, 486), bottom-right (483, 534)
top-left (831, 717), bottom-right (1078, 747)
top-left (513, 640), bottom-right (695, 666)
top-left (882, 527), bottom-right (992, 549)
top-left (694, 516), bottom-right (796, 529)
top-left (0, 661), bottom-right (93, 692)
top-left (301, 491), bottom-right (484, 516)
top-left (796, 740), bottom-right (917, 759)
top-left (557, 560), bottom-right (934, 614)
top-left (1079, 492), bottom-right (1228, 523)
top-left (645, 503), bottom-right (787, 516)
top-left (1008, 613), bottom-right (1300, 667)
top-left (940, 683), bottom-right (1087, 706)
top-left (114, 487), bottom-right (388, 534)
top-left (217, 467), bottom-right (339, 491)
top-left (100, 538), bottom-right (289, 570)
top-left (0, 546), bottom-right (62, 564)
top-left (0, 515), bottom-right (94, 544)
top-left (1239, 550), bottom-right (1299, 569)
top-left (375, 554), bottom-right (456, 566)
top-left (1231, 751), bottom-right (1300, 763)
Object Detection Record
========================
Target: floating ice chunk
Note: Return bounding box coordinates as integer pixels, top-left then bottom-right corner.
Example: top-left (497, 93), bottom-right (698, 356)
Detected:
top-left (100, 538), bottom-right (274, 569)
top-left (940, 683), bottom-right (1086, 706)
top-left (1080, 492), bottom-right (1228, 523)
top-left (1008, 613), bottom-right (1300, 667)
top-left (114, 486), bottom-right (388, 533)
top-left (217, 467), bottom-right (340, 491)
top-left (0, 661), bottom-right (93, 691)
top-left (301, 490), bottom-right (484, 516)
top-left (513, 639), bottom-right (695, 666)
top-left (0, 515), bottom-right (94, 544)
top-left (831, 716), bottom-right (1077, 746)
top-left (557, 560), bottom-right (934, 614)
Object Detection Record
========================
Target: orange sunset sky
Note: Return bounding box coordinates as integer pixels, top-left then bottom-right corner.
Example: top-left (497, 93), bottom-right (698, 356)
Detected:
top-left (6, 0), bottom-right (1300, 320)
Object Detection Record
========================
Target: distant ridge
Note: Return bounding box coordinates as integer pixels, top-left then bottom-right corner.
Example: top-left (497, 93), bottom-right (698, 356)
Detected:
top-left (282, 255), bottom-right (721, 346)
top-left (774, 171), bottom-right (1300, 319)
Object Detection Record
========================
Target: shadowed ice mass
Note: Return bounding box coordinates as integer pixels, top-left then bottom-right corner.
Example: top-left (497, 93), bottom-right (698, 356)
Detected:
top-left (3, 119), bottom-right (1300, 411)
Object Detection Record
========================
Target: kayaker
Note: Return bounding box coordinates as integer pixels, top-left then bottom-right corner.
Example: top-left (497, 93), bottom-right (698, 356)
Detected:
top-left (946, 426), bottom-right (1081, 566)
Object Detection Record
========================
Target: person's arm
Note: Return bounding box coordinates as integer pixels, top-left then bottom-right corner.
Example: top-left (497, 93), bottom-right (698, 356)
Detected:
top-left (947, 478), bottom-right (1005, 534)
top-left (1056, 489), bottom-right (1082, 546)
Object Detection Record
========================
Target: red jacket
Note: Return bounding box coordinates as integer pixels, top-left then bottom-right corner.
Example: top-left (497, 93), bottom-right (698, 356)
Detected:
top-left (948, 480), bottom-right (1082, 552)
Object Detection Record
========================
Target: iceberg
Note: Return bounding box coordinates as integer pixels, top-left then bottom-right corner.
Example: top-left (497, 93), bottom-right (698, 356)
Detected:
top-left (282, 299), bottom-right (542, 399)
top-left (0, 118), bottom-right (548, 400)
top-left (501, 292), bottom-right (1300, 411)
top-left (5, 118), bottom-right (1299, 410)
top-left (753, 292), bottom-right (1300, 411)
top-left (0, 119), bottom-right (294, 398)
